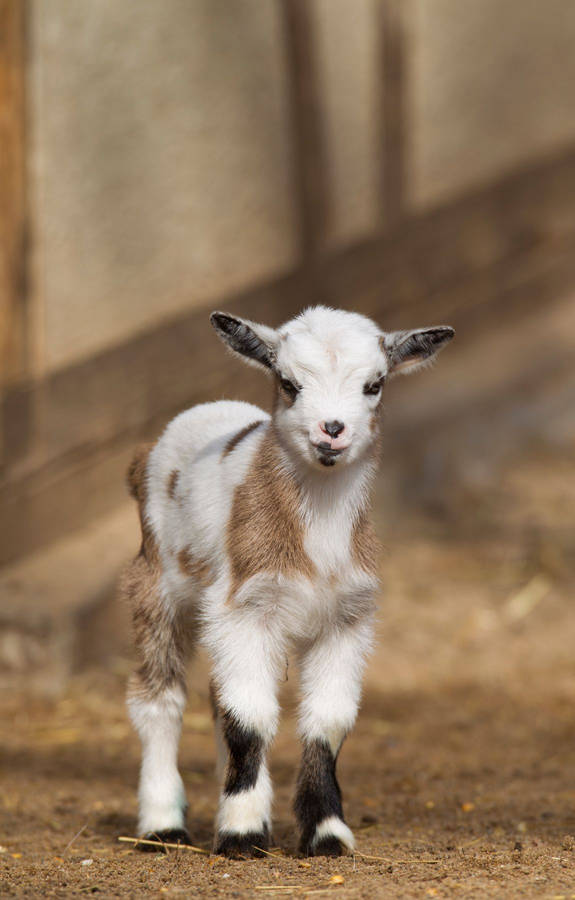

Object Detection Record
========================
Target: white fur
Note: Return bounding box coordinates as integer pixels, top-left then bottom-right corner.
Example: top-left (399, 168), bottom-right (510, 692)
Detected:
top-left (204, 611), bottom-right (283, 743)
top-left (298, 618), bottom-right (374, 754)
top-left (128, 306), bottom-right (453, 848)
top-left (216, 767), bottom-right (272, 836)
top-left (128, 684), bottom-right (187, 834)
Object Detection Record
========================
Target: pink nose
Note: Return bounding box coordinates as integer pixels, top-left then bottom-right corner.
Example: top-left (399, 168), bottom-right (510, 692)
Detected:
top-left (320, 420), bottom-right (345, 439)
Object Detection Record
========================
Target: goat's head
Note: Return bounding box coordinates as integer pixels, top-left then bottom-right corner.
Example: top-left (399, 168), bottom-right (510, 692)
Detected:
top-left (211, 307), bottom-right (454, 471)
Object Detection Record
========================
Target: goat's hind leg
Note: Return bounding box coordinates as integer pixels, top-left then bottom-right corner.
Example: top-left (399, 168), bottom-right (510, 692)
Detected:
top-left (124, 557), bottom-right (193, 848)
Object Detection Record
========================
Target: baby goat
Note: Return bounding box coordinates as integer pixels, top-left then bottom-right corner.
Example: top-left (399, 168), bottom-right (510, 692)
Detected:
top-left (123, 306), bottom-right (454, 858)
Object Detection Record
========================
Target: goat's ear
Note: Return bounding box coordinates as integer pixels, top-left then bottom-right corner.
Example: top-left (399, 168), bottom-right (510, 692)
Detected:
top-left (382, 326), bottom-right (454, 376)
top-left (210, 311), bottom-right (279, 371)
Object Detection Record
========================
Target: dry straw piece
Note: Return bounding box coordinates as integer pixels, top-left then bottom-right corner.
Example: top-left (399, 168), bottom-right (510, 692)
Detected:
top-left (117, 835), bottom-right (208, 854)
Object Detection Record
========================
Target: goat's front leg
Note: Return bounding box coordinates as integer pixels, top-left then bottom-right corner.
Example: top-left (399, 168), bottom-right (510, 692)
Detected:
top-left (295, 618), bottom-right (373, 856)
top-left (208, 615), bottom-right (283, 858)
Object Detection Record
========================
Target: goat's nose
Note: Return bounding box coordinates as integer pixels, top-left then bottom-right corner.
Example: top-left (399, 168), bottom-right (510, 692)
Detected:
top-left (321, 420), bottom-right (345, 438)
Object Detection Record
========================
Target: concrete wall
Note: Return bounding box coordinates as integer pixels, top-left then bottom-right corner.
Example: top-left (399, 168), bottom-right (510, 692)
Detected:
top-left (29, 0), bottom-right (298, 373)
top-left (408, 0), bottom-right (575, 208)
top-left (27, 0), bottom-right (575, 375)
top-left (311, 0), bottom-right (381, 248)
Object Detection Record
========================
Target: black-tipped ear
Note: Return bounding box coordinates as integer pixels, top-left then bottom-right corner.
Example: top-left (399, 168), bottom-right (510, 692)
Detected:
top-left (383, 326), bottom-right (454, 375)
top-left (210, 312), bottom-right (278, 371)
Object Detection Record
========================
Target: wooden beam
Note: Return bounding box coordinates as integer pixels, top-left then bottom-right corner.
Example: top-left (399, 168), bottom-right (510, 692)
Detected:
top-left (281, 0), bottom-right (330, 266)
top-left (0, 0), bottom-right (29, 471)
top-left (379, 0), bottom-right (407, 227)
top-left (0, 0), bottom-right (27, 387)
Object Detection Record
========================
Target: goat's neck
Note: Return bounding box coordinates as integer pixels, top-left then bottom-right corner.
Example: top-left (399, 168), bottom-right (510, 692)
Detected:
top-left (272, 423), bottom-right (379, 527)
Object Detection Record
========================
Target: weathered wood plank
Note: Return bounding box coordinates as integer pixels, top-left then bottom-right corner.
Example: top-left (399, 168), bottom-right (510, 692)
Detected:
top-left (379, 0), bottom-right (407, 227)
top-left (282, 0), bottom-right (330, 264)
top-left (0, 0), bottom-right (27, 386)
top-left (0, 0), bottom-right (30, 471)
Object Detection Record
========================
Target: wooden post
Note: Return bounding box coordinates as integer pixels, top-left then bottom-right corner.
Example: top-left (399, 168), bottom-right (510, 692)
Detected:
top-left (0, 0), bottom-right (27, 389)
top-left (0, 0), bottom-right (29, 469)
top-left (281, 0), bottom-right (330, 267)
top-left (379, 0), bottom-right (407, 228)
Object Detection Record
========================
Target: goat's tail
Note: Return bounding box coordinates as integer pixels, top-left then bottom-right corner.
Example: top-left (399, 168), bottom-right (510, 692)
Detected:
top-left (126, 443), bottom-right (154, 503)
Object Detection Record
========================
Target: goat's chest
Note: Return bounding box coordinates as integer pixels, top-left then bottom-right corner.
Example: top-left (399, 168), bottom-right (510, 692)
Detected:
top-left (303, 508), bottom-right (355, 575)
top-left (294, 513), bottom-right (375, 628)
top-left (224, 496), bottom-right (378, 639)
top-left (251, 565), bottom-right (376, 644)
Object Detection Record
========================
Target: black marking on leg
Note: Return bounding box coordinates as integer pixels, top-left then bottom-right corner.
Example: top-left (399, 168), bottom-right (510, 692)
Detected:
top-left (221, 710), bottom-right (264, 796)
top-left (137, 829), bottom-right (192, 852)
top-left (312, 836), bottom-right (345, 857)
top-left (214, 824), bottom-right (270, 859)
top-left (294, 739), bottom-right (346, 856)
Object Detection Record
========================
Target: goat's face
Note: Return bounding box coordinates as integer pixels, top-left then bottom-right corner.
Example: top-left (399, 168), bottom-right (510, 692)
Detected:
top-left (271, 309), bottom-right (388, 469)
top-left (211, 307), bottom-right (454, 471)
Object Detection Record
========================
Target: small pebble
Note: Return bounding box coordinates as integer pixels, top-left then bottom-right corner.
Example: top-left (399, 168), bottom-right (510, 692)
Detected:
top-left (81, 859), bottom-right (94, 867)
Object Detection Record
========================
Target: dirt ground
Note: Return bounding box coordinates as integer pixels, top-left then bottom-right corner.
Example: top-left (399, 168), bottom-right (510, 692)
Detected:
top-left (2, 446), bottom-right (575, 898)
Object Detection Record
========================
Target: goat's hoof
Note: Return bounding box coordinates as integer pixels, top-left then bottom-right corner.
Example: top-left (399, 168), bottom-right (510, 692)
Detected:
top-left (137, 829), bottom-right (192, 852)
top-left (303, 836), bottom-right (345, 857)
top-left (214, 830), bottom-right (270, 859)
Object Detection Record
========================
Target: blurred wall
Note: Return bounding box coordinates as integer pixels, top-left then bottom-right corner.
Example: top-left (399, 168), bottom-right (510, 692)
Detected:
top-left (409, 0), bottom-right (575, 208)
top-left (30, 0), bottom-right (298, 373)
top-left (2, 0), bottom-right (575, 564)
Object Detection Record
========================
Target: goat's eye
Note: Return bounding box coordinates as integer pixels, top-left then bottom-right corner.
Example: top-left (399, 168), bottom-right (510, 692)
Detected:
top-left (280, 377), bottom-right (299, 399)
top-left (363, 379), bottom-right (383, 396)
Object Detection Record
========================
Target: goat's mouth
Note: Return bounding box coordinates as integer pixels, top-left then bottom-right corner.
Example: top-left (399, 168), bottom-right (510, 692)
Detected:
top-left (315, 441), bottom-right (344, 468)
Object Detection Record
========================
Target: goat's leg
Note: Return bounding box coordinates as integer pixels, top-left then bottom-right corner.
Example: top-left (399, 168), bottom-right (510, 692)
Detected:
top-left (125, 562), bottom-right (193, 846)
top-left (295, 619), bottom-right (373, 856)
top-left (208, 617), bottom-right (282, 858)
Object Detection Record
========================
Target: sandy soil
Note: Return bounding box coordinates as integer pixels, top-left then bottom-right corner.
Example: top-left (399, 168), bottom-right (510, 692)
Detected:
top-left (2, 448), bottom-right (575, 898)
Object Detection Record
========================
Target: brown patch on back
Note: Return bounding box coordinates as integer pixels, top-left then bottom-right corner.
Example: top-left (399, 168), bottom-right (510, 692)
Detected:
top-left (227, 427), bottom-right (314, 602)
top-left (351, 509), bottom-right (380, 578)
top-left (167, 469), bottom-right (179, 500)
top-left (127, 443), bottom-right (159, 567)
top-left (127, 442), bottom-right (154, 501)
top-left (222, 420), bottom-right (265, 458)
top-left (178, 547), bottom-right (215, 588)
